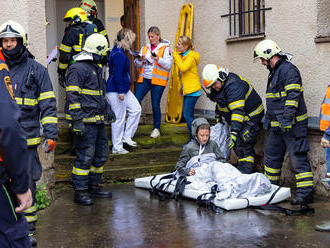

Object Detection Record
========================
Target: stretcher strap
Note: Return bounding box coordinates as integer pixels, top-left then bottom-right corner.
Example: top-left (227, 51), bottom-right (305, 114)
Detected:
top-left (196, 184), bottom-right (224, 214)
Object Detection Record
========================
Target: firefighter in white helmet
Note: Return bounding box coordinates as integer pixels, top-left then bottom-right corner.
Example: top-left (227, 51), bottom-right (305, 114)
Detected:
top-left (65, 33), bottom-right (113, 206)
top-left (202, 64), bottom-right (264, 174)
top-left (253, 39), bottom-right (313, 205)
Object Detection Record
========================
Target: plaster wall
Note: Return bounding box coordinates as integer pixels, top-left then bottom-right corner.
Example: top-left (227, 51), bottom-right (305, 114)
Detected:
top-left (105, 0), bottom-right (124, 46)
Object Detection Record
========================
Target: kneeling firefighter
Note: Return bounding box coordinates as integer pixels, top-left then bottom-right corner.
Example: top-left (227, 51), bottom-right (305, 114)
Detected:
top-left (202, 64), bottom-right (264, 174)
top-left (65, 33), bottom-right (113, 205)
top-left (253, 40), bottom-right (313, 205)
top-left (0, 20), bottom-right (58, 247)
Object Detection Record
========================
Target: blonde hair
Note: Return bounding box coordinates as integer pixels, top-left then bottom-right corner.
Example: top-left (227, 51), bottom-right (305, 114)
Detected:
top-left (114, 28), bottom-right (136, 50)
top-left (178, 36), bottom-right (193, 50)
top-left (147, 26), bottom-right (162, 42)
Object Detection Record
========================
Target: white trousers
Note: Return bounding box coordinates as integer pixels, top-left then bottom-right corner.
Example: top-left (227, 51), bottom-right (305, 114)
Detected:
top-left (106, 90), bottom-right (141, 151)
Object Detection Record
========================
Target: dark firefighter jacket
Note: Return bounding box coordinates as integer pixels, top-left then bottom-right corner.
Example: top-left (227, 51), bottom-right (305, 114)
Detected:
top-left (6, 49), bottom-right (58, 147)
top-left (210, 72), bottom-right (264, 133)
top-left (0, 59), bottom-right (31, 194)
top-left (58, 22), bottom-right (97, 75)
top-left (65, 57), bottom-right (108, 124)
top-left (265, 58), bottom-right (308, 133)
top-left (89, 16), bottom-right (109, 43)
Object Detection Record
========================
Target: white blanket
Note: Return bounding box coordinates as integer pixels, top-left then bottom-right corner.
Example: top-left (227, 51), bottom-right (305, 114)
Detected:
top-left (182, 153), bottom-right (272, 201)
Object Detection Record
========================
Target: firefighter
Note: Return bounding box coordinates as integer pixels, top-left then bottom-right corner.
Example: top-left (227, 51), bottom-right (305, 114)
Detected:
top-left (0, 51), bottom-right (33, 247)
top-left (65, 33), bottom-right (112, 205)
top-left (0, 20), bottom-right (58, 246)
top-left (202, 64), bottom-right (264, 174)
top-left (253, 39), bottom-right (313, 205)
top-left (80, 0), bottom-right (109, 43)
top-left (58, 7), bottom-right (97, 87)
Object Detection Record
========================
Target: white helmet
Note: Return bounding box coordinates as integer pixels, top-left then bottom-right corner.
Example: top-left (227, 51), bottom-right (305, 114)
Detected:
top-left (253, 39), bottom-right (281, 61)
top-left (83, 33), bottom-right (108, 55)
top-left (80, 0), bottom-right (97, 16)
top-left (202, 64), bottom-right (229, 88)
top-left (0, 20), bottom-right (28, 46)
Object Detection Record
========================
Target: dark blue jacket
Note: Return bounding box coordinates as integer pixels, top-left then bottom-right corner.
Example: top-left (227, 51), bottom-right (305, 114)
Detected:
top-left (6, 49), bottom-right (58, 147)
top-left (66, 59), bottom-right (108, 124)
top-left (265, 58), bottom-right (308, 133)
top-left (107, 45), bottom-right (130, 94)
top-left (0, 60), bottom-right (31, 194)
top-left (210, 72), bottom-right (264, 133)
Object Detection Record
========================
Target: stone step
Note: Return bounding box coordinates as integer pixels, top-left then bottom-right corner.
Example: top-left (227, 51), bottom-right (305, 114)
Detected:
top-left (56, 163), bottom-right (175, 182)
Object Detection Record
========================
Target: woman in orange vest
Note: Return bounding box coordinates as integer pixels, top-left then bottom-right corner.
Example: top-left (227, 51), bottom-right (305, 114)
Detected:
top-left (134, 26), bottom-right (173, 138)
top-left (172, 36), bottom-right (201, 138)
top-left (320, 84), bottom-right (330, 187)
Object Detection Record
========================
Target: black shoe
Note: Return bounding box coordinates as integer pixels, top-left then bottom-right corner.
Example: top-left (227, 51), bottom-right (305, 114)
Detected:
top-left (74, 190), bottom-right (93, 205)
top-left (88, 185), bottom-right (112, 198)
top-left (291, 192), bottom-right (313, 205)
top-left (236, 165), bottom-right (256, 174)
top-left (29, 234), bottom-right (37, 247)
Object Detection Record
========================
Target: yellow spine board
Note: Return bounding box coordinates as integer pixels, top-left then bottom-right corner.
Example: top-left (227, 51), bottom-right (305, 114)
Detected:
top-left (165, 4), bottom-right (194, 123)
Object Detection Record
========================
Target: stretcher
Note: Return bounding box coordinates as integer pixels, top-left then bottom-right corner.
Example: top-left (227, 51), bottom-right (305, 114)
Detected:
top-left (165, 4), bottom-right (194, 123)
top-left (134, 173), bottom-right (291, 211)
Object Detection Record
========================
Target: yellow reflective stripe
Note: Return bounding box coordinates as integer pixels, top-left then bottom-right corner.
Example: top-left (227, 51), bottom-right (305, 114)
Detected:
top-left (217, 104), bottom-right (230, 112)
top-left (27, 137), bottom-right (41, 146)
top-left (72, 166), bottom-right (89, 176)
top-left (81, 89), bottom-right (103, 96)
top-left (270, 121), bottom-right (280, 127)
top-left (66, 85), bottom-right (82, 92)
top-left (83, 115), bottom-right (105, 123)
top-left (228, 100), bottom-right (245, 110)
top-left (285, 100), bottom-right (298, 107)
top-left (264, 165), bottom-right (281, 174)
top-left (296, 172), bottom-right (313, 180)
top-left (232, 114), bottom-right (244, 122)
top-left (245, 85), bottom-right (253, 100)
top-left (296, 181), bottom-right (313, 188)
top-left (58, 62), bottom-right (68, 70)
top-left (59, 44), bottom-right (72, 53)
top-left (24, 205), bottom-right (37, 213)
top-left (238, 156), bottom-right (254, 163)
top-left (100, 30), bottom-right (107, 36)
top-left (69, 103), bottom-right (81, 110)
top-left (248, 104), bottom-right (264, 118)
top-left (65, 114), bottom-right (72, 120)
top-left (25, 215), bottom-right (38, 222)
top-left (41, 116), bottom-right (58, 125)
top-left (90, 166), bottom-right (104, 174)
top-left (266, 91), bottom-right (287, 98)
top-left (15, 97), bottom-right (38, 106)
top-left (38, 91), bottom-right (55, 101)
top-left (296, 113), bottom-right (308, 122)
top-left (284, 84), bottom-right (301, 91)
top-left (264, 173), bottom-right (280, 181)
top-left (73, 45), bottom-right (82, 52)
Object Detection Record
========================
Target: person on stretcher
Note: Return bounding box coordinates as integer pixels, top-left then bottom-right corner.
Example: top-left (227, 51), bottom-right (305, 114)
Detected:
top-left (175, 118), bottom-right (272, 200)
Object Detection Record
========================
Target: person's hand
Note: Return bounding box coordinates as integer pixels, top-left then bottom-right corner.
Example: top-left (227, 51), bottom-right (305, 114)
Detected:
top-left (15, 188), bottom-right (32, 213)
top-left (280, 120), bottom-right (292, 133)
top-left (43, 139), bottom-right (56, 153)
top-left (118, 94), bottom-right (125, 101)
top-left (321, 137), bottom-right (330, 148)
top-left (188, 168), bottom-right (195, 176)
top-left (70, 121), bottom-right (85, 136)
top-left (242, 129), bottom-right (252, 143)
top-left (227, 132), bottom-right (237, 149)
top-left (58, 72), bottom-right (66, 88)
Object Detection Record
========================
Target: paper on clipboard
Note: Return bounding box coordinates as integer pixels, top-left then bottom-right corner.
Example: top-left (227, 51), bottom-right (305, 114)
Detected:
top-left (47, 46), bottom-right (58, 65)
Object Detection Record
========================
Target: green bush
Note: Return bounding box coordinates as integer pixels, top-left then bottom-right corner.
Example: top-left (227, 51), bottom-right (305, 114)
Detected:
top-left (35, 183), bottom-right (52, 210)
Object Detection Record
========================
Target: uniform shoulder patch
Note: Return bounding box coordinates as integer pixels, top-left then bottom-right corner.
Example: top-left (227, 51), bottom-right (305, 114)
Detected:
top-left (4, 76), bottom-right (14, 100)
top-left (0, 63), bottom-right (9, 72)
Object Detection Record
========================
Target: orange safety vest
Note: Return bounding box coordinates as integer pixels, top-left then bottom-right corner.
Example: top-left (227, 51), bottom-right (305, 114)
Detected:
top-left (137, 45), bottom-right (170, 87)
top-left (320, 85), bottom-right (330, 131)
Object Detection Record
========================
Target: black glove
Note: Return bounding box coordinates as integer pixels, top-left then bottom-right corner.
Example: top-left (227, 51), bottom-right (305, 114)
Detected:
top-left (280, 119), bottom-right (292, 133)
top-left (227, 131), bottom-right (237, 149)
top-left (70, 121), bottom-right (85, 136)
top-left (106, 102), bottom-right (116, 123)
top-left (58, 69), bottom-right (66, 88)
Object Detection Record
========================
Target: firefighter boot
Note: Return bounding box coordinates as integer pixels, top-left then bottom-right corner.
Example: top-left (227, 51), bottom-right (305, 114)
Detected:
top-left (236, 164), bottom-right (256, 174)
top-left (28, 223), bottom-right (37, 247)
top-left (291, 190), bottom-right (313, 205)
top-left (74, 190), bottom-right (93, 205)
top-left (88, 185), bottom-right (112, 198)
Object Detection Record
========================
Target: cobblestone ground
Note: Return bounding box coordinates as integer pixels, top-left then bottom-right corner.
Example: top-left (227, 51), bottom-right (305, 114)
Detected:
top-left (36, 184), bottom-right (330, 248)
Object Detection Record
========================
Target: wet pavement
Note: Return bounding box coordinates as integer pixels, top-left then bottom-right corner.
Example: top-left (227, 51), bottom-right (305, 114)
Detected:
top-left (37, 184), bottom-right (330, 248)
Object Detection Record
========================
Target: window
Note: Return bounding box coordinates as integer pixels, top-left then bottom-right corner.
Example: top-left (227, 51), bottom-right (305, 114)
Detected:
top-left (221, 0), bottom-right (271, 38)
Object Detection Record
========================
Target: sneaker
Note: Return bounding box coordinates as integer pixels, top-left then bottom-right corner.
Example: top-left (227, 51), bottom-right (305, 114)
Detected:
top-left (112, 148), bottom-right (129, 154)
top-left (150, 128), bottom-right (160, 138)
top-left (122, 137), bottom-right (137, 147)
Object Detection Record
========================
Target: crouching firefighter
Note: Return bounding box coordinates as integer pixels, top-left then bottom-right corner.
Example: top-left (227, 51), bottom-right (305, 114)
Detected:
top-left (65, 33), bottom-right (112, 205)
top-left (202, 64), bottom-right (264, 174)
top-left (253, 39), bottom-right (313, 205)
top-left (0, 53), bottom-right (33, 247)
top-left (0, 20), bottom-right (58, 246)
